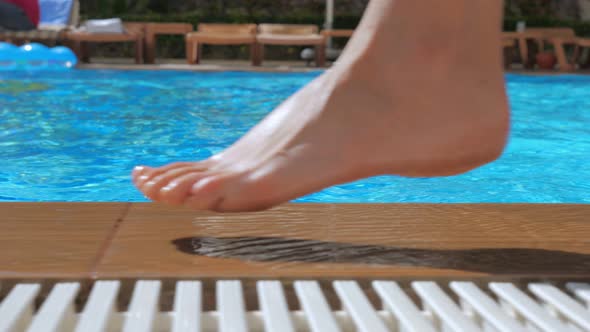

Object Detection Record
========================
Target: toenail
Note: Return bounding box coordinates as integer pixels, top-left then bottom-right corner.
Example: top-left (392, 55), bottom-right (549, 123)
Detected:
top-left (161, 183), bottom-right (177, 192)
top-left (138, 175), bottom-right (150, 181)
top-left (145, 180), bottom-right (157, 187)
top-left (133, 166), bottom-right (145, 172)
top-left (191, 177), bottom-right (212, 192)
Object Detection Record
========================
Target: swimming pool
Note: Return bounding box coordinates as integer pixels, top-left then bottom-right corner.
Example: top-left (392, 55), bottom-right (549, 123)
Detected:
top-left (0, 69), bottom-right (588, 203)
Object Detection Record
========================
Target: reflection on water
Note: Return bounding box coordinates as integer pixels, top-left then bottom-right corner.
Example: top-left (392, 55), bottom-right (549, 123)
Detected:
top-left (0, 80), bottom-right (50, 94)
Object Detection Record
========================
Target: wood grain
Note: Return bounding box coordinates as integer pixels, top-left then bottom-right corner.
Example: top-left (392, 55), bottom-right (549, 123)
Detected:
top-left (0, 203), bottom-right (127, 278)
top-left (1, 203), bottom-right (588, 280)
top-left (95, 203), bottom-right (590, 279)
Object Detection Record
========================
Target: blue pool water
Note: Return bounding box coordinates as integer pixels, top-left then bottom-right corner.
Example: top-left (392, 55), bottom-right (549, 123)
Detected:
top-left (0, 70), bottom-right (588, 203)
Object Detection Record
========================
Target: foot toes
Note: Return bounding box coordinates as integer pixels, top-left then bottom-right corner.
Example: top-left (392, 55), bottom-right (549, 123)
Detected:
top-left (184, 173), bottom-right (239, 211)
top-left (207, 150), bottom-right (337, 212)
top-left (132, 166), bottom-right (151, 185)
top-left (133, 161), bottom-right (209, 187)
top-left (158, 172), bottom-right (211, 205)
top-left (183, 170), bottom-right (278, 212)
top-left (138, 165), bottom-right (209, 201)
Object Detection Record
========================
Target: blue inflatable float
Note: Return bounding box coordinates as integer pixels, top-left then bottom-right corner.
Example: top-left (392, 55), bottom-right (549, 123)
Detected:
top-left (0, 42), bottom-right (77, 70)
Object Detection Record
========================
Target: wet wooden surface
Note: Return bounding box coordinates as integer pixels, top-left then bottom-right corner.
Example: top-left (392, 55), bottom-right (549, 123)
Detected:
top-left (1, 203), bottom-right (589, 280)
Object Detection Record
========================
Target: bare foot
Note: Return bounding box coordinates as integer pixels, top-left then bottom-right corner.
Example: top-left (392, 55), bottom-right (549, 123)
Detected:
top-left (132, 0), bottom-right (510, 212)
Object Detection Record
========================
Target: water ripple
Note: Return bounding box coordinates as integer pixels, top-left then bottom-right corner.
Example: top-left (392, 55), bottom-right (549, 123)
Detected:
top-left (0, 70), bottom-right (588, 202)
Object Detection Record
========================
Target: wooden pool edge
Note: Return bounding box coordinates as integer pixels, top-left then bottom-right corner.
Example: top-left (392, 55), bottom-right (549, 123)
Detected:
top-left (0, 202), bottom-right (588, 280)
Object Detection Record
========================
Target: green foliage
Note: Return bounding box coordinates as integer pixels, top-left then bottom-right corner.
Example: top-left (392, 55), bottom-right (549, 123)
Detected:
top-left (111, 0), bottom-right (127, 15)
top-left (505, 0), bottom-right (554, 17)
top-left (146, 0), bottom-right (169, 14)
top-left (82, 11), bottom-right (360, 29)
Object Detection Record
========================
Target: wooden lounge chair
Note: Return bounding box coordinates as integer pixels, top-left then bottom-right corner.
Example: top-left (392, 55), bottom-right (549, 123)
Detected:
top-left (144, 22), bottom-right (193, 64)
top-left (320, 29), bottom-right (354, 62)
top-left (502, 37), bottom-right (516, 69)
top-left (185, 24), bottom-right (258, 65)
top-left (538, 28), bottom-right (586, 72)
top-left (0, 0), bottom-right (79, 45)
top-left (570, 37), bottom-right (590, 69)
top-left (64, 22), bottom-right (145, 64)
top-left (257, 24), bottom-right (326, 67)
top-left (525, 28), bottom-right (576, 71)
top-left (504, 28), bottom-right (577, 70)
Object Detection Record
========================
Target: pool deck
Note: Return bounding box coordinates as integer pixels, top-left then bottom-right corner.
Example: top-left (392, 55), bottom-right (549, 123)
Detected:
top-left (78, 58), bottom-right (324, 72)
top-left (3, 63), bottom-right (589, 281)
top-left (1, 203), bottom-right (588, 281)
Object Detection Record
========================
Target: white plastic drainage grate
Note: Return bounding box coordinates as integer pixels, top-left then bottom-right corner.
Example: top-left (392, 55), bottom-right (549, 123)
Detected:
top-left (1, 280), bottom-right (589, 332)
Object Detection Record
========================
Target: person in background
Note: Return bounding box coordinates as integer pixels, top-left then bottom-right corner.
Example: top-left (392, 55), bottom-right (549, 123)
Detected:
top-left (0, 0), bottom-right (39, 31)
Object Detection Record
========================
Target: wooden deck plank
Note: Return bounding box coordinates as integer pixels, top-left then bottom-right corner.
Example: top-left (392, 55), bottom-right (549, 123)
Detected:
top-left (0, 203), bottom-right (127, 278)
top-left (94, 203), bottom-right (590, 278)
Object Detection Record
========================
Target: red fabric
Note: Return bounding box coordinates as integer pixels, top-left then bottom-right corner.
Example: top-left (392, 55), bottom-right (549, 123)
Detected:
top-left (3, 0), bottom-right (39, 26)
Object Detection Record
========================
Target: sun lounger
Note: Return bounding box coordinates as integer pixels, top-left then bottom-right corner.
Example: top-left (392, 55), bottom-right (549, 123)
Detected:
top-left (503, 28), bottom-right (577, 70)
top-left (502, 37), bottom-right (516, 69)
top-left (322, 29), bottom-right (354, 61)
top-left (570, 37), bottom-right (590, 69)
top-left (537, 28), bottom-right (584, 72)
top-left (64, 22), bottom-right (145, 64)
top-left (0, 0), bottom-right (79, 45)
top-left (185, 24), bottom-right (258, 65)
top-left (257, 24), bottom-right (326, 67)
top-left (144, 22), bottom-right (193, 64)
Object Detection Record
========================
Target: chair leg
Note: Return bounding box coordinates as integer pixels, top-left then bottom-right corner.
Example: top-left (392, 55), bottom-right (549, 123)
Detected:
top-left (70, 40), bottom-right (81, 60)
top-left (134, 38), bottom-right (144, 64)
top-left (571, 45), bottom-right (581, 65)
top-left (581, 47), bottom-right (590, 69)
top-left (145, 34), bottom-right (156, 64)
top-left (186, 41), bottom-right (200, 64)
top-left (503, 46), bottom-right (513, 70)
top-left (553, 39), bottom-right (572, 72)
top-left (517, 37), bottom-right (529, 68)
top-left (315, 44), bottom-right (326, 67)
top-left (194, 43), bottom-right (202, 64)
top-left (536, 39), bottom-right (544, 52)
top-left (80, 42), bottom-right (90, 63)
top-left (186, 40), bottom-right (194, 64)
top-left (251, 43), bottom-right (261, 66)
top-left (255, 44), bottom-right (264, 66)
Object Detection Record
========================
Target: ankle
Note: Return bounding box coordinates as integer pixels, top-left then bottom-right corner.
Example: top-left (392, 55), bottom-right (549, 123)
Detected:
top-left (347, 0), bottom-right (504, 74)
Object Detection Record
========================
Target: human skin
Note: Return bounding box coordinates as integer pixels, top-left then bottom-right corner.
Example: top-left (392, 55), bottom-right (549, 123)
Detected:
top-left (133, 0), bottom-right (510, 212)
